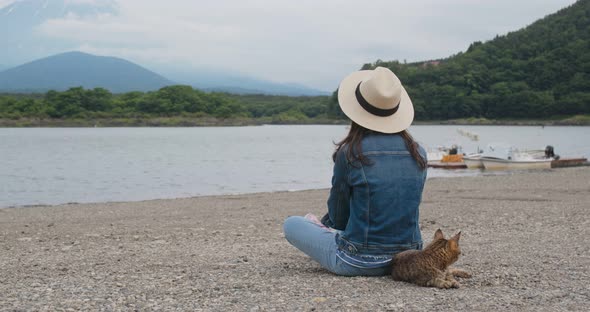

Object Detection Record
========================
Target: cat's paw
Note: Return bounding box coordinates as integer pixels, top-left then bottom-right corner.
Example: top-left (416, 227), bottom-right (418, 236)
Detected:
top-left (434, 279), bottom-right (461, 289)
top-left (442, 281), bottom-right (460, 289)
top-left (451, 269), bottom-right (472, 279)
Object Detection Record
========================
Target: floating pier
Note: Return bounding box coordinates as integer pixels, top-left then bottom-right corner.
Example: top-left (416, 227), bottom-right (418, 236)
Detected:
top-left (551, 158), bottom-right (589, 168)
top-left (427, 162), bottom-right (468, 169)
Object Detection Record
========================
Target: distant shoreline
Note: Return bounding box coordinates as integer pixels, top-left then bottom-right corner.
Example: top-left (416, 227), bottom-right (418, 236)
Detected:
top-left (0, 117), bottom-right (344, 128)
top-left (1, 116), bottom-right (589, 127)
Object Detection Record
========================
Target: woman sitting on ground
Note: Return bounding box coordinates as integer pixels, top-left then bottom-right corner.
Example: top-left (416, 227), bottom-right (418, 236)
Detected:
top-left (283, 66), bottom-right (428, 276)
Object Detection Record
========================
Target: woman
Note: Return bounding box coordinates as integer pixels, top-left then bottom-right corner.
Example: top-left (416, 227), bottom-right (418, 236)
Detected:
top-left (283, 66), bottom-right (428, 276)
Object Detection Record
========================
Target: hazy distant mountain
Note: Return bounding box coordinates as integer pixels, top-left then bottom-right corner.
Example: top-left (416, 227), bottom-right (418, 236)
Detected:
top-left (161, 69), bottom-right (329, 96)
top-left (205, 82), bottom-right (329, 96)
top-left (0, 51), bottom-right (173, 93)
top-left (0, 0), bottom-right (118, 65)
top-left (0, 51), bottom-right (328, 95)
top-left (0, 64), bottom-right (8, 71)
top-left (203, 86), bottom-right (328, 96)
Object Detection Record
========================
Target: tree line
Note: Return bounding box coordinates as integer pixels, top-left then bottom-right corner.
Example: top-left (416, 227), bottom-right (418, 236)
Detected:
top-left (0, 86), bottom-right (330, 122)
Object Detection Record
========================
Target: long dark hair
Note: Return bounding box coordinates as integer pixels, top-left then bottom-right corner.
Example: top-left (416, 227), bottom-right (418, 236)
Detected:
top-left (332, 122), bottom-right (427, 170)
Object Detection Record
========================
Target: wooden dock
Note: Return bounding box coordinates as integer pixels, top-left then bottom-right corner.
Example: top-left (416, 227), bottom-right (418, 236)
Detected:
top-left (551, 158), bottom-right (589, 168)
top-left (427, 162), bottom-right (468, 169)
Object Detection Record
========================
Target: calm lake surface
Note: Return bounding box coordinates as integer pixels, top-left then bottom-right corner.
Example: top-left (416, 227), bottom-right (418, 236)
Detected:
top-left (1, 125), bottom-right (589, 208)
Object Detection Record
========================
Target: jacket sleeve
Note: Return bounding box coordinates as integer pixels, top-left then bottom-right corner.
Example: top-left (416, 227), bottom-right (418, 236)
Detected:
top-left (324, 149), bottom-right (350, 231)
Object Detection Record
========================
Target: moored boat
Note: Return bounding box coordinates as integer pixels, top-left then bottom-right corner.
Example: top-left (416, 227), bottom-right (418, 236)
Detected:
top-left (426, 145), bottom-right (462, 163)
top-left (463, 154), bottom-right (484, 169)
top-left (480, 157), bottom-right (553, 170)
top-left (476, 144), bottom-right (554, 170)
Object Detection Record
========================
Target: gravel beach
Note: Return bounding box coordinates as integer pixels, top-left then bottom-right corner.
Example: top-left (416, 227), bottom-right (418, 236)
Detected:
top-left (1, 167), bottom-right (589, 311)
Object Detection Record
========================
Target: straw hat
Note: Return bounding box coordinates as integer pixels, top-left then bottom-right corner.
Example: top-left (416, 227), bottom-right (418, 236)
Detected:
top-left (338, 66), bottom-right (414, 133)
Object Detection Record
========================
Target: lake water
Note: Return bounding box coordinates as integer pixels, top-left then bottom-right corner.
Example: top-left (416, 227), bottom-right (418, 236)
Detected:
top-left (1, 125), bottom-right (589, 208)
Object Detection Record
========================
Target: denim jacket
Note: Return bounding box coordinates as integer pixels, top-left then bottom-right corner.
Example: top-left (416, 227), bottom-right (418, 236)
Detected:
top-left (323, 132), bottom-right (427, 255)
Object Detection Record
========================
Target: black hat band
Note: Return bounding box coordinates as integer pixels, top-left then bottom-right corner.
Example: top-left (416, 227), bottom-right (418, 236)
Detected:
top-left (355, 82), bottom-right (400, 117)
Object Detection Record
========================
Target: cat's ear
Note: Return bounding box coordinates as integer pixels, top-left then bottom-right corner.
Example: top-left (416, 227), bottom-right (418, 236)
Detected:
top-left (434, 229), bottom-right (444, 240)
top-left (450, 231), bottom-right (461, 242)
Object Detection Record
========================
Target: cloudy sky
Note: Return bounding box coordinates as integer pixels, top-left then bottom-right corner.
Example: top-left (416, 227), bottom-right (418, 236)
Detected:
top-left (0, 0), bottom-right (579, 90)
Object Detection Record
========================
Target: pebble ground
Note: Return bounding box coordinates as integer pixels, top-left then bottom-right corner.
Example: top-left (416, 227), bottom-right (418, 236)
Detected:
top-left (1, 167), bottom-right (589, 311)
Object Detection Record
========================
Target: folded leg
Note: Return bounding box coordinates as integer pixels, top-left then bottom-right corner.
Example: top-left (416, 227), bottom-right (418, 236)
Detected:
top-left (448, 267), bottom-right (472, 278)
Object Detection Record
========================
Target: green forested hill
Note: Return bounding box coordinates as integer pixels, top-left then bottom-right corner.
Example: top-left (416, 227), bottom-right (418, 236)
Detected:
top-left (329, 0), bottom-right (590, 120)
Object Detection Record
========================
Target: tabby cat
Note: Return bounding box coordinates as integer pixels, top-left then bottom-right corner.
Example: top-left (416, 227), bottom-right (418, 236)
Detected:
top-left (391, 229), bottom-right (471, 289)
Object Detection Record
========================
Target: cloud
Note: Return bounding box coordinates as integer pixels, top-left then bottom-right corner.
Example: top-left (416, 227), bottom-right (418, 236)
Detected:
top-left (33, 0), bottom-right (577, 90)
top-left (64, 0), bottom-right (104, 3)
top-left (0, 0), bottom-right (13, 7)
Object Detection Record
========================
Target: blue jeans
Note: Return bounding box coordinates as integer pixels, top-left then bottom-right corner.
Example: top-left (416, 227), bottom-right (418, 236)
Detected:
top-left (283, 216), bottom-right (392, 276)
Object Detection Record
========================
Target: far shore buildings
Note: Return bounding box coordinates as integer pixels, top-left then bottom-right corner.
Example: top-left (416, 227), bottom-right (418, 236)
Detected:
top-left (421, 60), bottom-right (441, 68)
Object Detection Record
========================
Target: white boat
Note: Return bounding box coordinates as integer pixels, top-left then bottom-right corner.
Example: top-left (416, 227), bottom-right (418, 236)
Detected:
top-left (478, 144), bottom-right (553, 170)
top-left (463, 154), bottom-right (484, 169)
top-left (480, 157), bottom-right (552, 170)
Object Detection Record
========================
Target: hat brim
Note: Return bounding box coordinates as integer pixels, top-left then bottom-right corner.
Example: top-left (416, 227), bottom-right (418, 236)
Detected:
top-left (337, 70), bottom-right (414, 134)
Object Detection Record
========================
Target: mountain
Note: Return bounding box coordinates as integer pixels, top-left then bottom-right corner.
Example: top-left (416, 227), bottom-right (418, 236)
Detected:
top-left (336, 0), bottom-right (590, 120)
top-left (0, 51), bottom-right (174, 93)
top-left (0, 0), bottom-right (117, 65)
top-left (202, 83), bottom-right (329, 97)
top-left (159, 69), bottom-right (329, 96)
top-left (0, 51), bottom-right (328, 95)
